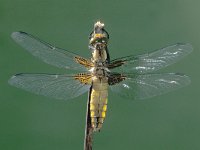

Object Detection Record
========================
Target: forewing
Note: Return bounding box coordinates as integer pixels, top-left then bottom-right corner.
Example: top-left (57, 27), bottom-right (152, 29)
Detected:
top-left (110, 73), bottom-right (191, 100)
top-left (8, 73), bottom-right (91, 100)
top-left (11, 32), bottom-right (89, 71)
top-left (109, 43), bottom-right (193, 74)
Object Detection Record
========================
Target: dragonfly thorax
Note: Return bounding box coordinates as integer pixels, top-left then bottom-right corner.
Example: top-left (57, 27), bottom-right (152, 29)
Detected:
top-left (91, 48), bottom-right (108, 63)
top-left (89, 66), bottom-right (109, 77)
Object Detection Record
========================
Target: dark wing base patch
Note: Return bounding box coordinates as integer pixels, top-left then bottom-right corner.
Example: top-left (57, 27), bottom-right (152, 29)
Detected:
top-left (108, 73), bottom-right (126, 85)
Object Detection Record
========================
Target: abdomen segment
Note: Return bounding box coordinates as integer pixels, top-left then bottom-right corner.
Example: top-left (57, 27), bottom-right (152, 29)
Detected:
top-left (90, 79), bottom-right (108, 131)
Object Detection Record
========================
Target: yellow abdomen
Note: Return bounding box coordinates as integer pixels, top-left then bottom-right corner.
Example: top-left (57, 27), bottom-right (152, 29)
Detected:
top-left (90, 77), bottom-right (108, 131)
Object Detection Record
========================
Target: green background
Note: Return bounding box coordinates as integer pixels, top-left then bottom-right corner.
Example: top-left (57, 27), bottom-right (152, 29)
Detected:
top-left (1, 0), bottom-right (200, 150)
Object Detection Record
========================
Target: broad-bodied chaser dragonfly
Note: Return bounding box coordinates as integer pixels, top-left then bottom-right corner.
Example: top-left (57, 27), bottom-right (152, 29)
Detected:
top-left (9, 21), bottom-right (192, 132)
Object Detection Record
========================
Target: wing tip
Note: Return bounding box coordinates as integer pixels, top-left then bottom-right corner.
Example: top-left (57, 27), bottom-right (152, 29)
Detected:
top-left (8, 75), bottom-right (17, 85)
top-left (174, 73), bottom-right (191, 85)
top-left (176, 43), bottom-right (193, 53)
top-left (11, 31), bottom-right (28, 40)
top-left (11, 32), bottom-right (18, 39)
top-left (8, 73), bottom-right (24, 85)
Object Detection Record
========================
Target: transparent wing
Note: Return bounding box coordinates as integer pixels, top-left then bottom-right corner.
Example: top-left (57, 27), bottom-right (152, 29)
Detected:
top-left (11, 32), bottom-right (88, 71)
top-left (109, 43), bottom-right (193, 74)
top-left (110, 73), bottom-right (191, 100)
top-left (8, 73), bottom-right (91, 100)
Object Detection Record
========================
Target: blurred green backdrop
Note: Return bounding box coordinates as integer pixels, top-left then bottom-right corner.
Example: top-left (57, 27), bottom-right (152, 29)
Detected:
top-left (1, 0), bottom-right (200, 150)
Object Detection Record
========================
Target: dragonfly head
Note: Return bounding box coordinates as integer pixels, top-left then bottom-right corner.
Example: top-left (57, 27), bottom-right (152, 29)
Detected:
top-left (89, 21), bottom-right (109, 46)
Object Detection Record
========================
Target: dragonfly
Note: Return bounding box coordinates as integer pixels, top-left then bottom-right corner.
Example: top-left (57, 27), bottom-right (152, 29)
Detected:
top-left (9, 21), bottom-right (192, 132)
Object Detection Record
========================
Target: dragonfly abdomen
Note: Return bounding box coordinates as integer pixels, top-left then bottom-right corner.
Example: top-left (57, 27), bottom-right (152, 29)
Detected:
top-left (90, 78), bottom-right (108, 131)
